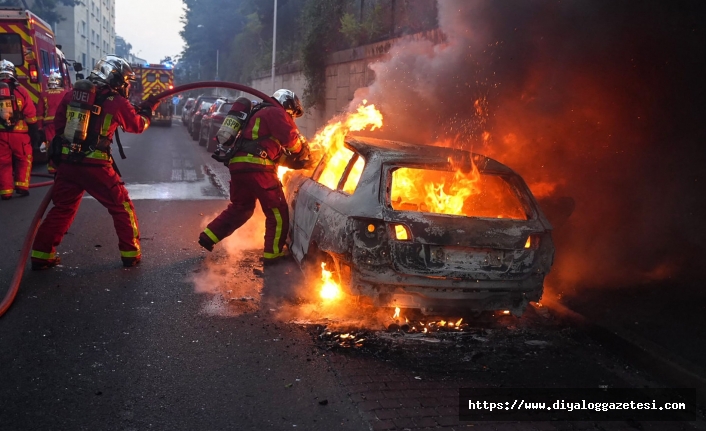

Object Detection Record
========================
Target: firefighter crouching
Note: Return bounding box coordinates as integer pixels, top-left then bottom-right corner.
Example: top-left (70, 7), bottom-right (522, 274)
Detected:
top-left (40, 72), bottom-right (69, 174)
top-left (0, 60), bottom-right (39, 200)
top-left (30, 55), bottom-right (156, 270)
top-left (199, 89), bottom-right (311, 265)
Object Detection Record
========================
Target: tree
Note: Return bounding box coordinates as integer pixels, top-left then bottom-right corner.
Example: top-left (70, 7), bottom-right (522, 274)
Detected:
top-left (0, 0), bottom-right (78, 24)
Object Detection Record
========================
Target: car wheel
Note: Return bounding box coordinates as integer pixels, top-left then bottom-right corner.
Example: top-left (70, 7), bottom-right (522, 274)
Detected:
top-left (206, 128), bottom-right (217, 152)
top-left (198, 126), bottom-right (207, 146)
top-left (301, 249), bottom-right (342, 301)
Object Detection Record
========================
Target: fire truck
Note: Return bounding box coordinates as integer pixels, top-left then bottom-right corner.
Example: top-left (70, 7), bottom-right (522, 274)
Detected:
top-left (0, 7), bottom-right (80, 161)
top-left (130, 63), bottom-right (174, 126)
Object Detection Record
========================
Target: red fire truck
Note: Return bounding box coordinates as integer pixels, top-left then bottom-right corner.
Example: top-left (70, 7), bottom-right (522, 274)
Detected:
top-left (129, 63), bottom-right (174, 126)
top-left (0, 7), bottom-right (80, 161)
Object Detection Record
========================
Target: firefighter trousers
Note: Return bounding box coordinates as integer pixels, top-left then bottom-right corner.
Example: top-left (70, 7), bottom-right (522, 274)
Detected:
top-left (31, 162), bottom-right (141, 263)
top-left (203, 171), bottom-right (289, 259)
top-left (0, 132), bottom-right (32, 198)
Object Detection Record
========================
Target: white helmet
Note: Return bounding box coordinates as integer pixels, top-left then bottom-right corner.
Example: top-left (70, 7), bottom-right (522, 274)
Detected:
top-left (0, 60), bottom-right (15, 81)
top-left (48, 72), bottom-right (63, 89)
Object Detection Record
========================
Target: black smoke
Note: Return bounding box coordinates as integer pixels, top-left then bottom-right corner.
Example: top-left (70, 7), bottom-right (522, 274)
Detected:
top-left (351, 0), bottom-right (706, 288)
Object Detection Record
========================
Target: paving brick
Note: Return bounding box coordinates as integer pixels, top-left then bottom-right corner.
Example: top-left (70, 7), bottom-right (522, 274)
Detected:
top-left (385, 380), bottom-right (413, 391)
top-left (370, 419), bottom-right (396, 431)
top-left (436, 406), bottom-right (458, 416)
top-left (416, 397), bottom-right (441, 408)
top-left (349, 374), bottom-right (374, 384)
top-left (392, 416), bottom-right (416, 429)
top-left (528, 422), bottom-right (558, 431)
top-left (494, 423), bottom-right (534, 431)
top-left (415, 417), bottom-right (439, 427)
top-left (436, 416), bottom-right (458, 426)
top-left (379, 398), bottom-right (403, 409)
top-left (363, 391), bottom-right (388, 401)
top-left (397, 407), bottom-right (424, 418)
top-left (398, 397), bottom-right (422, 408)
top-left (358, 400), bottom-right (383, 411)
top-left (350, 392), bottom-right (367, 403)
top-left (375, 409), bottom-right (399, 420)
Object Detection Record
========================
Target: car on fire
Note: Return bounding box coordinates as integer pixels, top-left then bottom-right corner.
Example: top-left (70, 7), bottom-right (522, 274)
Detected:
top-left (284, 136), bottom-right (555, 316)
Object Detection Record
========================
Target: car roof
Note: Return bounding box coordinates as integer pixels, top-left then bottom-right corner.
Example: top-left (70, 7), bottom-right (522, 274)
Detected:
top-left (345, 135), bottom-right (516, 175)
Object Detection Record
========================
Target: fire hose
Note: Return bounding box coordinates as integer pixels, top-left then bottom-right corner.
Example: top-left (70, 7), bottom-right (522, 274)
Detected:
top-left (0, 81), bottom-right (279, 318)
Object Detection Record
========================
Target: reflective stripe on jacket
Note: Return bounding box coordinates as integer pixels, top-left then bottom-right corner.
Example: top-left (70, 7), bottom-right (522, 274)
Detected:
top-left (228, 105), bottom-right (301, 172)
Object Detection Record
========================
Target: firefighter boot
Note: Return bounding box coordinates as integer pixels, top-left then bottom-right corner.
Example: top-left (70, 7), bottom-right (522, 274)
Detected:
top-left (16, 189), bottom-right (29, 197)
top-left (122, 257), bottom-right (141, 268)
top-left (198, 233), bottom-right (215, 252)
top-left (31, 257), bottom-right (61, 271)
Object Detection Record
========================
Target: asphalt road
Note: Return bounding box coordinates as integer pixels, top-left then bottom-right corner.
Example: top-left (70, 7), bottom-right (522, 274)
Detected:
top-left (0, 119), bottom-right (703, 431)
top-left (0, 121), bottom-right (366, 431)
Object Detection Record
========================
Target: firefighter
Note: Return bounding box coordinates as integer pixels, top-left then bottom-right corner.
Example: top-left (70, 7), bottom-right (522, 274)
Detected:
top-left (30, 55), bottom-right (156, 270)
top-left (198, 89), bottom-right (310, 265)
top-left (40, 72), bottom-right (68, 174)
top-left (0, 59), bottom-right (39, 200)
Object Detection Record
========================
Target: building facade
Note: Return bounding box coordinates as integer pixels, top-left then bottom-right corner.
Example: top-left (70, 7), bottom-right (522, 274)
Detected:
top-left (53, 0), bottom-right (115, 73)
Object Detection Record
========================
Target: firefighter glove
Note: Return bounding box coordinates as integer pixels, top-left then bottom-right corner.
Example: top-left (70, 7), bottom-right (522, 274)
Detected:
top-left (135, 104), bottom-right (152, 120)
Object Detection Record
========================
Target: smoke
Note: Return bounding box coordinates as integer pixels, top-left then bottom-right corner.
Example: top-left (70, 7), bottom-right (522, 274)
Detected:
top-left (190, 206), bottom-right (267, 316)
top-left (351, 0), bottom-right (706, 289)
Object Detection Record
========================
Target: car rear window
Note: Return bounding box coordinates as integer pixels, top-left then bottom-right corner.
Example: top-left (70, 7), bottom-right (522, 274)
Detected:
top-left (220, 103), bottom-right (233, 113)
top-left (159, 74), bottom-right (170, 83)
top-left (390, 167), bottom-right (529, 220)
top-left (200, 102), bottom-right (212, 111)
top-left (146, 73), bottom-right (156, 82)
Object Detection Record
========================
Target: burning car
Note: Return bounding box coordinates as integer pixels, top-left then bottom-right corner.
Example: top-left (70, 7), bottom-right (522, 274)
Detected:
top-left (284, 135), bottom-right (555, 316)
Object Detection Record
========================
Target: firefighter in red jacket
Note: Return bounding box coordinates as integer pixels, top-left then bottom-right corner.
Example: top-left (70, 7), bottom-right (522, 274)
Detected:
top-left (40, 72), bottom-right (68, 174)
top-left (0, 60), bottom-right (39, 200)
top-left (31, 55), bottom-right (154, 270)
top-left (199, 89), bottom-right (309, 265)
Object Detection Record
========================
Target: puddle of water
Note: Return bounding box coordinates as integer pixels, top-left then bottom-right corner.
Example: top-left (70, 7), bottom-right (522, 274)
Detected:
top-left (125, 181), bottom-right (224, 200)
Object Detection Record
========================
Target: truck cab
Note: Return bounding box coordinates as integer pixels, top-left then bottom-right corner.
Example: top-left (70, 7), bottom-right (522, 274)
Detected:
top-left (0, 7), bottom-right (81, 161)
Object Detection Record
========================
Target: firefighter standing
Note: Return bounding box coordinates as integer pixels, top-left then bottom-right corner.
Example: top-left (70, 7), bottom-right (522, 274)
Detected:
top-left (40, 72), bottom-right (68, 173)
top-left (199, 89), bottom-right (309, 265)
top-left (30, 55), bottom-right (155, 270)
top-left (0, 60), bottom-right (39, 200)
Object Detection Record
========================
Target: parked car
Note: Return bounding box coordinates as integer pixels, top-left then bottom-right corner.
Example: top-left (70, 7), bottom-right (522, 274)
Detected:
top-left (284, 136), bottom-right (555, 316)
top-left (181, 97), bottom-right (195, 125)
top-left (199, 99), bottom-right (232, 151)
top-left (185, 95), bottom-right (218, 136)
top-left (189, 97), bottom-right (218, 141)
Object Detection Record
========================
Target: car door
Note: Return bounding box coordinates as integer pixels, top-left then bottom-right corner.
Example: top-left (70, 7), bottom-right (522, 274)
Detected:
top-left (291, 144), bottom-right (362, 260)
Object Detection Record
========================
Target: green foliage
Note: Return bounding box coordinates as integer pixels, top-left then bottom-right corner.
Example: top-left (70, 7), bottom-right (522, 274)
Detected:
top-left (300, 0), bottom-right (346, 107)
top-left (339, 3), bottom-right (384, 48)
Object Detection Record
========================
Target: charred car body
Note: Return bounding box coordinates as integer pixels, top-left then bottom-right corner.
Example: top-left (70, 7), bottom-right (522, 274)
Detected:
top-left (285, 136), bottom-right (555, 316)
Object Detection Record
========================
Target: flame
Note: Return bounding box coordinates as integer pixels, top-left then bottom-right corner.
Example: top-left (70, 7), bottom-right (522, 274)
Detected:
top-left (311, 102), bottom-right (383, 189)
top-left (392, 307), bottom-right (401, 320)
top-left (319, 263), bottom-right (342, 301)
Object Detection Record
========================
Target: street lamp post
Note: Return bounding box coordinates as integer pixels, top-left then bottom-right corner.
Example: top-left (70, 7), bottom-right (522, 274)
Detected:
top-left (271, 0), bottom-right (277, 94)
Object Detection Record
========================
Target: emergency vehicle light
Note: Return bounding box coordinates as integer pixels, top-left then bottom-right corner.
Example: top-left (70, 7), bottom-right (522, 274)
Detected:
top-left (28, 64), bottom-right (39, 83)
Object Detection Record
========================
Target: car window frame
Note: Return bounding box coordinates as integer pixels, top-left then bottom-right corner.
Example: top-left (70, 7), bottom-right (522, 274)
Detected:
top-left (382, 163), bottom-right (536, 220)
top-left (311, 142), bottom-right (365, 196)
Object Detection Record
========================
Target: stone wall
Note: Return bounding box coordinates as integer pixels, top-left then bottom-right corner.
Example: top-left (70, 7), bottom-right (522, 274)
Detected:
top-left (249, 29), bottom-right (444, 139)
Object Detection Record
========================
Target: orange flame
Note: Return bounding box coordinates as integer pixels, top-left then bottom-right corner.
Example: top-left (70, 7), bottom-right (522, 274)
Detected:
top-left (319, 263), bottom-right (342, 301)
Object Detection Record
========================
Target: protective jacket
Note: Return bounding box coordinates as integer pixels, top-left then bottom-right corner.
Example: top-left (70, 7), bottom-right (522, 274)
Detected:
top-left (227, 104), bottom-right (302, 172)
top-left (0, 83), bottom-right (38, 198)
top-left (31, 85), bottom-right (149, 268)
top-left (38, 88), bottom-right (67, 143)
top-left (54, 85), bottom-right (150, 165)
top-left (202, 104), bottom-right (304, 261)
